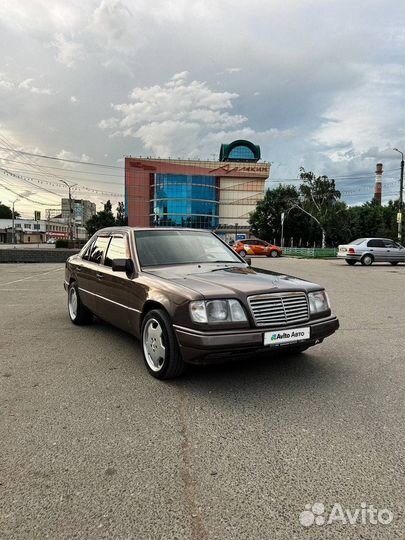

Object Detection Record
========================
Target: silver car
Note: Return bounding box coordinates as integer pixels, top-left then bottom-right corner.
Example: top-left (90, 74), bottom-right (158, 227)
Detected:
top-left (338, 238), bottom-right (405, 266)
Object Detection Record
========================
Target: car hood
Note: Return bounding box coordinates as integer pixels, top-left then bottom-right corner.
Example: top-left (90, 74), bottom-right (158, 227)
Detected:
top-left (144, 264), bottom-right (322, 298)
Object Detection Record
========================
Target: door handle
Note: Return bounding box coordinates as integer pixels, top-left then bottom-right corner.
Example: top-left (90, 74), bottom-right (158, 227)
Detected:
top-left (96, 273), bottom-right (104, 279)
top-left (76, 267), bottom-right (82, 272)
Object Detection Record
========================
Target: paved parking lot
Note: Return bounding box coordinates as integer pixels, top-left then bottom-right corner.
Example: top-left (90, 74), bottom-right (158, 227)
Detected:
top-left (0, 259), bottom-right (404, 539)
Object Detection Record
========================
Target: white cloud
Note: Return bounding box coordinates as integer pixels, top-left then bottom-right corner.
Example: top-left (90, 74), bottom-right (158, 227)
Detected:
top-left (226, 67), bottom-right (241, 74)
top-left (48, 33), bottom-right (84, 67)
top-left (70, 95), bottom-right (78, 103)
top-left (18, 78), bottom-right (53, 95)
top-left (99, 72), bottom-right (293, 157)
top-left (90, 0), bottom-right (138, 52)
top-left (0, 73), bottom-right (14, 91)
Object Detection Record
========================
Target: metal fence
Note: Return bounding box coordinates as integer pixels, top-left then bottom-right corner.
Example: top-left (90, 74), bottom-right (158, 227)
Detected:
top-left (283, 247), bottom-right (338, 258)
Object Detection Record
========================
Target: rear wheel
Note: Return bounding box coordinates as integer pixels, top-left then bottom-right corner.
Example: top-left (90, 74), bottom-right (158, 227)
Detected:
top-left (391, 261), bottom-right (399, 265)
top-left (345, 259), bottom-right (356, 265)
top-left (68, 282), bottom-right (92, 325)
top-left (141, 309), bottom-right (184, 379)
top-left (361, 254), bottom-right (373, 266)
top-left (239, 249), bottom-right (247, 258)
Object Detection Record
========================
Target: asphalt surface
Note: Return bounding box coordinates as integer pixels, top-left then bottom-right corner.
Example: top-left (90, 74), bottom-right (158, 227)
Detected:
top-left (0, 259), bottom-right (404, 540)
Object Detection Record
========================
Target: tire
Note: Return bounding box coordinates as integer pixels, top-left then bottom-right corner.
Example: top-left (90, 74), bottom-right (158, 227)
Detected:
top-left (141, 309), bottom-right (184, 379)
top-left (361, 254), bottom-right (373, 266)
top-left (68, 282), bottom-right (92, 325)
top-left (269, 250), bottom-right (279, 258)
top-left (239, 249), bottom-right (247, 258)
top-left (345, 259), bottom-right (356, 265)
top-left (391, 261), bottom-right (399, 265)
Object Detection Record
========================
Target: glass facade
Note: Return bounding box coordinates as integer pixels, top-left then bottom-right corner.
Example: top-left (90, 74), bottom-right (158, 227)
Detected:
top-left (228, 145), bottom-right (255, 160)
top-left (151, 174), bottom-right (219, 229)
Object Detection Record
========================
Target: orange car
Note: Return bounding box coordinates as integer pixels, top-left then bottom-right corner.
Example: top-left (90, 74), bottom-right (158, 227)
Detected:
top-left (234, 239), bottom-right (282, 258)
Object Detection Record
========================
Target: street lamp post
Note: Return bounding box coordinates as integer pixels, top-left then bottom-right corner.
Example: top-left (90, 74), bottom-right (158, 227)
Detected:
top-left (284, 204), bottom-right (326, 248)
top-left (235, 222), bottom-right (238, 242)
top-left (393, 148), bottom-right (404, 242)
top-left (11, 198), bottom-right (19, 245)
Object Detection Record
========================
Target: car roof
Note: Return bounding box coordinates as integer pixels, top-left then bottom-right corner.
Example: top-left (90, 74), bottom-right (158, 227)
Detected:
top-left (95, 226), bottom-right (213, 234)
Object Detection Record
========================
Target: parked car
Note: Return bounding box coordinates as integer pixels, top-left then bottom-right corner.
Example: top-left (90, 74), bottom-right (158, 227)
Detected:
top-left (65, 227), bottom-right (339, 379)
top-left (46, 238), bottom-right (56, 244)
top-left (338, 238), bottom-right (405, 266)
top-left (234, 238), bottom-right (282, 258)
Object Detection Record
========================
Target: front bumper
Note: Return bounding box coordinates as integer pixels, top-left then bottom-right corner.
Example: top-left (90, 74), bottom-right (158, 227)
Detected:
top-left (174, 315), bottom-right (339, 364)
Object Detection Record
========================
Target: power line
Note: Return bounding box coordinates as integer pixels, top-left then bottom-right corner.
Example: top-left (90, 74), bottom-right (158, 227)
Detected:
top-left (0, 145), bottom-right (123, 169)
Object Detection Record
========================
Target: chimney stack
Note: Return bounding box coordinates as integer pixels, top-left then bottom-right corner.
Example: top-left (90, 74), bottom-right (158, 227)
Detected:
top-left (374, 162), bottom-right (383, 204)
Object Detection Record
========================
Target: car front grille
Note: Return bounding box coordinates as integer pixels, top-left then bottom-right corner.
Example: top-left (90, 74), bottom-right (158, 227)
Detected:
top-left (248, 292), bottom-right (309, 327)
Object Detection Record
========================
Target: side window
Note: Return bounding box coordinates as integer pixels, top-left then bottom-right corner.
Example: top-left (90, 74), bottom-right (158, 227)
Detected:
top-left (81, 240), bottom-right (94, 260)
top-left (367, 239), bottom-right (385, 248)
top-left (88, 236), bottom-right (110, 264)
top-left (104, 236), bottom-right (129, 267)
top-left (383, 240), bottom-right (396, 248)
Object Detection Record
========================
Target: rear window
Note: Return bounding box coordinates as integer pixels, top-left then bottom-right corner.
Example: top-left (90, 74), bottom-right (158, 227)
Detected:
top-left (351, 238), bottom-right (367, 245)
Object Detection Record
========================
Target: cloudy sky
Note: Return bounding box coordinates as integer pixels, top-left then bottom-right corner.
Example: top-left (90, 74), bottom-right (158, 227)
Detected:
top-left (0, 0), bottom-right (404, 216)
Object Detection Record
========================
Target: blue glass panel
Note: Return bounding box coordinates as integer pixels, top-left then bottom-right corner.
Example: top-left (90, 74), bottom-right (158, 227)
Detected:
top-left (152, 174), bottom-right (219, 229)
top-left (228, 145), bottom-right (255, 160)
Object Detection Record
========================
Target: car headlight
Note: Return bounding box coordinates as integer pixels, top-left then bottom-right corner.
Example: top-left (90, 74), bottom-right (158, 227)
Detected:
top-left (190, 299), bottom-right (248, 323)
top-left (308, 290), bottom-right (330, 314)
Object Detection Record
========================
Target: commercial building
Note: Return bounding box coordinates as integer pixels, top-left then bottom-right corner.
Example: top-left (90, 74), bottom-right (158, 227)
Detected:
top-left (0, 218), bottom-right (86, 244)
top-left (61, 198), bottom-right (96, 227)
top-left (125, 140), bottom-right (270, 238)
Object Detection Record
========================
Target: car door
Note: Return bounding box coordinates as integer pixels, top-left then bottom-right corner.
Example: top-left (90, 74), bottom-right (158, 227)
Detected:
top-left (96, 233), bottom-right (135, 333)
top-left (366, 239), bottom-right (386, 261)
top-left (74, 236), bottom-right (107, 313)
top-left (82, 234), bottom-right (111, 316)
top-left (384, 240), bottom-right (405, 262)
top-left (255, 240), bottom-right (265, 255)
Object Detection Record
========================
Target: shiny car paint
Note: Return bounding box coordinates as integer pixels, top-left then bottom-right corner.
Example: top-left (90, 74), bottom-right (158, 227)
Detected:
top-left (65, 227), bottom-right (338, 365)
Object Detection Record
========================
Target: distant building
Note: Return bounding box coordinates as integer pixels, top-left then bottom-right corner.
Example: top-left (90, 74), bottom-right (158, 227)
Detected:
top-left (0, 218), bottom-right (87, 243)
top-left (125, 140), bottom-right (270, 238)
top-left (61, 198), bottom-right (96, 226)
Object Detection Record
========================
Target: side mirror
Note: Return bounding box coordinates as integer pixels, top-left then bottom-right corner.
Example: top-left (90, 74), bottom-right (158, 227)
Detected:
top-left (112, 258), bottom-right (134, 275)
top-left (245, 256), bottom-right (252, 266)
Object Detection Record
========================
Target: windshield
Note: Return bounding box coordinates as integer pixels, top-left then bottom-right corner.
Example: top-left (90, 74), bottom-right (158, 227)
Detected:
top-left (135, 230), bottom-right (243, 267)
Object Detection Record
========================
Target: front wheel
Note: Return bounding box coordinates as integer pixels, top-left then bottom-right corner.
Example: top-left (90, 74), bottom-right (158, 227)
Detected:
top-left (345, 259), bottom-right (356, 265)
top-left (391, 261), bottom-right (399, 265)
top-left (361, 254), bottom-right (373, 266)
top-left (268, 250), bottom-right (279, 258)
top-left (68, 282), bottom-right (92, 325)
top-left (141, 309), bottom-right (184, 379)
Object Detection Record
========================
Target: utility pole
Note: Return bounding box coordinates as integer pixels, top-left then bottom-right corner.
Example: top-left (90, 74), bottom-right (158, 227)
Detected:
top-left (59, 180), bottom-right (77, 241)
top-left (11, 198), bottom-right (19, 245)
top-left (393, 148), bottom-right (404, 242)
top-left (280, 212), bottom-right (285, 247)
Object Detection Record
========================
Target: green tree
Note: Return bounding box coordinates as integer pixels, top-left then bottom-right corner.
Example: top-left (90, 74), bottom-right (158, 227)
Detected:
top-left (299, 168), bottom-right (342, 247)
top-left (85, 200), bottom-right (116, 236)
top-left (248, 185), bottom-right (309, 245)
top-left (116, 201), bottom-right (127, 226)
top-left (0, 201), bottom-right (20, 219)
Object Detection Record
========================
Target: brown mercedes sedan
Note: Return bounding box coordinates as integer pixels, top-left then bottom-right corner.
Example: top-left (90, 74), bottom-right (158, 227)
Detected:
top-left (65, 227), bottom-right (339, 379)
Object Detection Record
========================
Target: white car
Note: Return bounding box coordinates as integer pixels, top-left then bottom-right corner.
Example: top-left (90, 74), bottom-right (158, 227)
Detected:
top-left (338, 238), bottom-right (405, 266)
